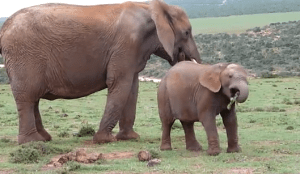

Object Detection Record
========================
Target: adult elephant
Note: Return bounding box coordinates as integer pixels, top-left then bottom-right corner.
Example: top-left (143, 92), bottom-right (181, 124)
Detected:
top-left (0, 0), bottom-right (201, 144)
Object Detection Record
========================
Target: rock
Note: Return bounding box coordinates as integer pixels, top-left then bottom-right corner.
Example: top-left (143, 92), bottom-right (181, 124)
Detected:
top-left (147, 158), bottom-right (161, 167)
top-left (58, 155), bottom-right (69, 164)
top-left (67, 152), bottom-right (76, 161)
top-left (87, 153), bottom-right (101, 163)
top-left (138, 150), bottom-right (151, 161)
top-left (76, 149), bottom-right (87, 163)
top-left (61, 113), bottom-right (68, 117)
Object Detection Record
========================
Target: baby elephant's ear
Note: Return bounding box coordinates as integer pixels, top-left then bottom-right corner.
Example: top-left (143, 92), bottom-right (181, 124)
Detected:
top-left (199, 65), bottom-right (222, 93)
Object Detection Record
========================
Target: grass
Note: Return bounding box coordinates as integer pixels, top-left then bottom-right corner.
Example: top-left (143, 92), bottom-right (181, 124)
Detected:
top-left (0, 77), bottom-right (299, 173)
top-left (191, 11), bottom-right (300, 34)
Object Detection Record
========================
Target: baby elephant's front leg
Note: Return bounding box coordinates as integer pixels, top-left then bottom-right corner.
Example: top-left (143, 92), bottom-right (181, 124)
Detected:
top-left (201, 115), bottom-right (221, 156)
top-left (221, 108), bottom-right (241, 153)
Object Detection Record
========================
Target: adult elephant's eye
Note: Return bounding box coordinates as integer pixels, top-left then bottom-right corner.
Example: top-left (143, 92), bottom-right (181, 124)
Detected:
top-left (185, 31), bottom-right (189, 36)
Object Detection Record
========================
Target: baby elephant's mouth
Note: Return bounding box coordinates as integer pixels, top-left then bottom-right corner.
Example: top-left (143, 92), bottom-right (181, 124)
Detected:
top-left (230, 88), bottom-right (240, 98)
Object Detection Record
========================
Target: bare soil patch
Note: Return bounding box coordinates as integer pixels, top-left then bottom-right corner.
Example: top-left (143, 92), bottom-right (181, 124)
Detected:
top-left (224, 168), bottom-right (255, 174)
top-left (0, 170), bottom-right (14, 174)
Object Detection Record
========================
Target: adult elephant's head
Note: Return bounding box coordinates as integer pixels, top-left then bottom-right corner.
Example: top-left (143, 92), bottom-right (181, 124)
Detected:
top-left (150, 0), bottom-right (201, 65)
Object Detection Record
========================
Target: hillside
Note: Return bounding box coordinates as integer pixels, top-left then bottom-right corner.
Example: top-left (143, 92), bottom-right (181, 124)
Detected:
top-left (140, 20), bottom-right (300, 78)
top-left (166, 0), bottom-right (300, 18)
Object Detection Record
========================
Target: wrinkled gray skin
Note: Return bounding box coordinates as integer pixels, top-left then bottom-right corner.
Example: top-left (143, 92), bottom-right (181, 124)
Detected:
top-left (157, 61), bottom-right (249, 155)
top-left (0, 0), bottom-right (201, 144)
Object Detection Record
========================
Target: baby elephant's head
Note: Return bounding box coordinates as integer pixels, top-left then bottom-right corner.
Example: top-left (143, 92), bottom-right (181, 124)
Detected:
top-left (200, 63), bottom-right (249, 103)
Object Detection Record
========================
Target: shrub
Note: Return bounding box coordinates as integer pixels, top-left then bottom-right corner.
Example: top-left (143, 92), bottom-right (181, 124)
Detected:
top-left (58, 131), bottom-right (70, 138)
top-left (286, 126), bottom-right (294, 130)
top-left (149, 149), bottom-right (161, 159)
top-left (10, 147), bottom-right (40, 163)
top-left (76, 124), bottom-right (95, 137)
top-left (9, 142), bottom-right (72, 164)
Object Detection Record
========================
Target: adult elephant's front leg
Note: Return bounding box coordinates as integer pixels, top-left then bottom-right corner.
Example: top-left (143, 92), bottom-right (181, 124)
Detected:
top-left (93, 71), bottom-right (134, 144)
top-left (116, 73), bottom-right (140, 140)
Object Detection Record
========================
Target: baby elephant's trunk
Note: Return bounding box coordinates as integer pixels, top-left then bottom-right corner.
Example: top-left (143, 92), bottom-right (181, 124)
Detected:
top-left (230, 81), bottom-right (249, 103)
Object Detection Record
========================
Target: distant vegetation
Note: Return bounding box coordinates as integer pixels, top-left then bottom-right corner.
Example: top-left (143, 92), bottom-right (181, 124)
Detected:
top-left (166, 0), bottom-right (300, 18)
top-left (140, 20), bottom-right (300, 78)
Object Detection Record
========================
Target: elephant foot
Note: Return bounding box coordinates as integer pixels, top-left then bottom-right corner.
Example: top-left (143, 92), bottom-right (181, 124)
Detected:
top-left (207, 147), bottom-right (221, 156)
top-left (18, 132), bottom-right (46, 145)
top-left (227, 145), bottom-right (241, 153)
top-left (186, 141), bottom-right (202, 151)
top-left (38, 129), bottom-right (52, 141)
top-left (93, 131), bottom-right (116, 144)
top-left (116, 130), bottom-right (140, 141)
top-left (160, 143), bottom-right (172, 151)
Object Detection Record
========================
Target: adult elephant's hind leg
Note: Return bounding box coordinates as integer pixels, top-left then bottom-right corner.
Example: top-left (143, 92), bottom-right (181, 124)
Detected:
top-left (34, 100), bottom-right (52, 141)
top-left (13, 92), bottom-right (46, 144)
top-left (116, 74), bottom-right (140, 141)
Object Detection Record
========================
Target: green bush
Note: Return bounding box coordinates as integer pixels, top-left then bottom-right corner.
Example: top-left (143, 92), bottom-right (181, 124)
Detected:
top-left (58, 131), bottom-right (70, 138)
top-left (9, 142), bottom-right (72, 164)
top-left (10, 147), bottom-right (40, 163)
top-left (76, 124), bottom-right (95, 137)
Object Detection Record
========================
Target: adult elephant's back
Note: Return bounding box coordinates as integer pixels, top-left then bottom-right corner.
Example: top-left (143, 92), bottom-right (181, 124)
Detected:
top-left (0, 3), bottom-right (127, 99)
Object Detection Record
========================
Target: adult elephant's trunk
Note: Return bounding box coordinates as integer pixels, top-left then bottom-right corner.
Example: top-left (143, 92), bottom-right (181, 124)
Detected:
top-left (186, 37), bottom-right (201, 64)
top-left (230, 81), bottom-right (249, 103)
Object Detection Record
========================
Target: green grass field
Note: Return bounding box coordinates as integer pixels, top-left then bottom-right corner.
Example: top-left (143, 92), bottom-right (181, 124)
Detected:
top-left (0, 77), bottom-right (299, 173)
top-left (191, 11), bottom-right (300, 34)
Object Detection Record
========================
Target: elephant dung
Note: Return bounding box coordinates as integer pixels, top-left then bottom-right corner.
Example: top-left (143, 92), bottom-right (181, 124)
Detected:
top-left (138, 150), bottom-right (151, 161)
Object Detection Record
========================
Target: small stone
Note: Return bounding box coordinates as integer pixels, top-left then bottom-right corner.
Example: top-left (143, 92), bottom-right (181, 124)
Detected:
top-left (147, 158), bottom-right (161, 167)
top-left (53, 161), bottom-right (62, 167)
top-left (61, 113), bottom-right (68, 117)
top-left (138, 150), bottom-right (151, 161)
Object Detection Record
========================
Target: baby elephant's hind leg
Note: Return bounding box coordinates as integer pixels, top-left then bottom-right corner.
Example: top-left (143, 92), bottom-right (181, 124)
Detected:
top-left (160, 117), bottom-right (175, 150)
top-left (180, 121), bottom-right (202, 151)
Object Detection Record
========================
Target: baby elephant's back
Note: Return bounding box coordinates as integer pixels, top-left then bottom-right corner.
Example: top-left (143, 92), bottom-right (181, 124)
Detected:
top-left (158, 61), bottom-right (200, 121)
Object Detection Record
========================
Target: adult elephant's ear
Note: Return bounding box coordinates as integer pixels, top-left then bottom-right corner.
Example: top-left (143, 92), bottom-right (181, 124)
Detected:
top-left (199, 65), bottom-right (222, 93)
top-left (150, 0), bottom-right (175, 61)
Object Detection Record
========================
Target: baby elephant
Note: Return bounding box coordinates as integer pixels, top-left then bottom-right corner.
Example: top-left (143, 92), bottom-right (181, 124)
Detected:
top-left (157, 61), bottom-right (249, 155)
